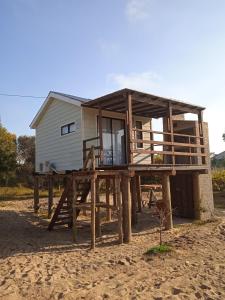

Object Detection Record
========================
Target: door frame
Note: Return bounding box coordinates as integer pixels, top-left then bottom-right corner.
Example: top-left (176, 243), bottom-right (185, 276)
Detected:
top-left (97, 116), bottom-right (127, 166)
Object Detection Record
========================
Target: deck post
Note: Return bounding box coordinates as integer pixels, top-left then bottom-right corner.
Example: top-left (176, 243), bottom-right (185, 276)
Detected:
top-left (34, 175), bottom-right (39, 213)
top-left (72, 176), bottom-right (78, 242)
top-left (162, 173), bottom-right (173, 230)
top-left (98, 105), bottom-right (104, 166)
top-left (91, 174), bottom-right (96, 249)
top-left (48, 175), bottom-right (53, 219)
top-left (126, 92), bottom-right (133, 164)
top-left (131, 176), bottom-right (138, 225)
top-left (122, 173), bottom-right (132, 243)
top-left (149, 119), bottom-right (154, 164)
top-left (168, 103), bottom-right (175, 166)
top-left (198, 111), bottom-right (205, 165)
top-left (106, 177), bottom-right (111, 221)
top-left (112, 177), bottom-right (117, 207)
top-left (193, 172), bottom-right (201, 220)
top-left (95, 178), bottom-right (101, 237)
top-left (115, 175), bottom-right (123, 243)
top-left (136, 175), bottom-right (142, 212)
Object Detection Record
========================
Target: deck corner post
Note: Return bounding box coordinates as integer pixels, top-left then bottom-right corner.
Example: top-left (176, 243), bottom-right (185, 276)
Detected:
top-left (136, 175), bottom-right (142, 212)
top-left (162, 173), bottom-right (173, 230)
top-left (131, 176), bottom-right (138, 225)
top-left (106, 177), bottom-right (111, 221)
top-left (34, 175), bottom-right (39, 214)
top-left (126, 92), bottom-right (133, 164)
top-left (95, 177), bottom-right (101, 238)
top-left (115, 175), bottom-right (123, 244)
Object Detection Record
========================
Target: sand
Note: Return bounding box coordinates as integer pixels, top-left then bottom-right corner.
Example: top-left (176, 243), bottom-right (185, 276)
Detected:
top-left (0, 198), bottom-right (225, 300)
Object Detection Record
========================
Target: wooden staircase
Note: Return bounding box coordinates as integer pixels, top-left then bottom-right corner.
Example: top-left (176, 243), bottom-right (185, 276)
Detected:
top-left (48, 147), bottom-right (95, 231)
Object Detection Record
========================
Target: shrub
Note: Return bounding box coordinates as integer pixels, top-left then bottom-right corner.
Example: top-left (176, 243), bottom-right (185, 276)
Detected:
top-left (145, 244), bottom-right (172, 255)
top-left (212, 169), bottom-right (225, 191)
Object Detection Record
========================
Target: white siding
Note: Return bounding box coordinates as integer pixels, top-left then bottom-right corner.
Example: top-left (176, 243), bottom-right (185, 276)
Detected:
top-left (82, 107), bottom-right (151, 165)
top-left (35, 98), bottom-right (82, 172)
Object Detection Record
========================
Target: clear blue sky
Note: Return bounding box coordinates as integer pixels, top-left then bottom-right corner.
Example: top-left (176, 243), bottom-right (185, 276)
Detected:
top-left (0, 0), bottom-right (225, 153)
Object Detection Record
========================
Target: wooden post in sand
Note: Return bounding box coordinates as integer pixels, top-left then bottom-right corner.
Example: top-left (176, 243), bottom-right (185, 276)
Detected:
top-left (106, 177), bottom-right (111, 221)
top-left (48, 175), bottom-right (53, 218)
top-left (115, 175), bottom-right (123, 243)
top-left (162, 173), bottom-right (173, 230)
top-left (136, 175), bottom-right (142, 212)
top-left (34, 175), bottom-right (39, 213)
top-left (131, 176), bottom-right (138, 225)
top-left (95, 178), bottom-right (101, 237)
top-left (72, 177), bottom-right (78, 242)
top-left (193, 172), bottom-right (201, 220)
top-left (122, 173), bottom-right (132, 243)
top-left (91, 174), bottom-right (96, 249)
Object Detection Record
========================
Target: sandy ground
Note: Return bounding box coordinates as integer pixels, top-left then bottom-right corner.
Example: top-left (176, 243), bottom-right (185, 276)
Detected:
top-left (0, 197), bottom-right (225, 300)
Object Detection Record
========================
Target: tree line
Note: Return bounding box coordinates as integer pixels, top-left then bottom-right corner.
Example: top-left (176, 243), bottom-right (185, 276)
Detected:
top-left (0, 125), bottom-right (35, 187)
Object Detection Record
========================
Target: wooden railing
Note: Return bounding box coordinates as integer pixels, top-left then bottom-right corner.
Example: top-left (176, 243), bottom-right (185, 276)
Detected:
top-left (132, 128), bottom-right (206, 165)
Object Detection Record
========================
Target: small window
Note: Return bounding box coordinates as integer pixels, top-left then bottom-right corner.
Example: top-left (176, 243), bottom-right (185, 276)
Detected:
top-left (61, 122), bottom-right (76, 136)
top-left (136, 121), bottom-right (143, 148)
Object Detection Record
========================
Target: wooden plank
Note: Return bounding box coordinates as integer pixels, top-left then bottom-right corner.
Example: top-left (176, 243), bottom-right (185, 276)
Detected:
top-left (136, 175), bottom-right (142, 212)
top-left (123, 174), bottom-right (132, 243)
top-left (126, 92), bottom-right (133, 164)
top-left (115, 176), bottom-right (123, 243)
top-left (168, 103), bottom-right (175, 165)
top-left (98, 105), bottom-right (104, 165)
top-left (162, 173), bottom-right (173, 230)
top-left (95, 178), bottom-right (101, 237)
top-left (34, 176), bottom-right (39, 213)
top-left (48, 175), bottom-right (53, 219)
top-left (131, 138), bottom-right (205, 149)
top-left (72, 178), bottom-right (78, 242)
top-left (106, 177), bottom-right (111, 221)
top-left (131, 177), bottom-right (138, 225)
top-left (131, 149), bottom-right (207, 157)
top-left (91, 175), bottom-right (96, 249)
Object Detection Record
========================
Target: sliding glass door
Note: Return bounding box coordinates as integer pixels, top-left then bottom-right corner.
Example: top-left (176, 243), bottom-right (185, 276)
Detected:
top-left (101, 117), bottom-right (126, 165)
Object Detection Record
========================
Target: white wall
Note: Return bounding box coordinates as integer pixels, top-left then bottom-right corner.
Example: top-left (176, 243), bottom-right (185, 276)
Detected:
top-left (35, 98), bottom-right (82, 172)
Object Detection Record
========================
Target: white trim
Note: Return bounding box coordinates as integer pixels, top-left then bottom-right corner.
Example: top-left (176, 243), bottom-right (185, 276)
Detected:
top-left (30, 91), bottom-right (86, 128)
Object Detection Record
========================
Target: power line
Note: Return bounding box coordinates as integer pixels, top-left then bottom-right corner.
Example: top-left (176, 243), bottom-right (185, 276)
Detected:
top-left (0, 92), bottom-right (45, 99)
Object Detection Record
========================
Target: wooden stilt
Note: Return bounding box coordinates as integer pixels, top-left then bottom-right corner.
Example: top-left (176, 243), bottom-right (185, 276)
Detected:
top-left (193, 172), bottom-right (201, 220)
top-left (72, 177), bottom-right (78, 242)
top-left (112, 177), bottom-right (117, 207)
top-left (91, 174), bottom-right (96, 249)
top-left (115, 176), bottom-right (123, 243)
top-left (123, 174), bottom-right (132, 243)
top-left (96, 178), bottom-right (101, 237)
top-left (48, 175), bottom-right (53, 219)
top-left (162, 173), bottom-right (173, 230)
top-left (34, 176), bottom-right (39, 213)
top-left (106, 177), bottom-right (111, 221)
top-left (121, 176), bottom-right (126, 235)
top-left (135, 175), bottom-right (142, 213)
top-left (131, 177), bottom-right (138, 225)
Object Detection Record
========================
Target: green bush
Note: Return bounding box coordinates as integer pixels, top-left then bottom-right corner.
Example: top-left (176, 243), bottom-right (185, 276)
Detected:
top-left (212, 169), bottom-right (225, 191)
top-left (145, 244), bottom-right (172, 255)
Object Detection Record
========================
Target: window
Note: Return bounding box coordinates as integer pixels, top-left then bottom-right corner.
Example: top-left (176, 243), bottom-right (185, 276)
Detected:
top-left (61, 122), bottom-right (76, 135)
top-left (136, 121), bottom-right (143, 148)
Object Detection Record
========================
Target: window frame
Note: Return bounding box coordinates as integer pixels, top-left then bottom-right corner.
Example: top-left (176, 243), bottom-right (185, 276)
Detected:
top-left (61, 122), bottom-right (76, 136)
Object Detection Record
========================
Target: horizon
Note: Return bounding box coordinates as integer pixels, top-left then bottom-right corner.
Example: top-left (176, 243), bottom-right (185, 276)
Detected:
top-left (0, 0), bottom-right (225, 153)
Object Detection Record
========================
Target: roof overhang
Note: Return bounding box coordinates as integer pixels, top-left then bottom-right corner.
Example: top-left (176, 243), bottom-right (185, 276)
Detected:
top-left (82, 88), bottom-right (205, 118)
top-left (30, 91), bottom-right (86, 129)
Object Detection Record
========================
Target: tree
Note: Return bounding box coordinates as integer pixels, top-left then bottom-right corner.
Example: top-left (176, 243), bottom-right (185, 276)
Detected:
top-left (223, 133), bottom-right (225, 142)
top-left (0, 126), bottom-right (17, 185)
top-left (17, 136), bottom-right (35, 186)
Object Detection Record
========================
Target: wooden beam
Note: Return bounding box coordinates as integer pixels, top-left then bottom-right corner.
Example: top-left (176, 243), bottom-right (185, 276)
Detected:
top-left (135, 175), bottom-right (142, 212)
top-left (168, 103), bottom-right (175, 166)
top-left (34, 176), bottom-right (39, 213)
top-left (95, 178), bottom-right (101, 237)
top-left (131, 177), bottom-right (138, 225)
top-left (122, 174), bottom-right (132, 243)
top-left (126, 92), bottom-right (133, 164)
top-left (48, 175), bottom-right (53, 219)
top-left (91, 174), bottom-right (96, 249)
top-left (72, 178), bottom-right (78, 242)
top-left (106, 177), bottom-right (111, 221)
top-left (193, 172), bottom-right (201, 220)
top-left (162, 173), bottom-right (173, 230)
top-left (115, 176), bottom-right (123, 243)
top-left (98, 105), bottom-right (104, 166)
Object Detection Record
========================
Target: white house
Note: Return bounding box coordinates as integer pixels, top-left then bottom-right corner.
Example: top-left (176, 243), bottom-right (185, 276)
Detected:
top-left (30, 90), bottom-right (152, 172)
